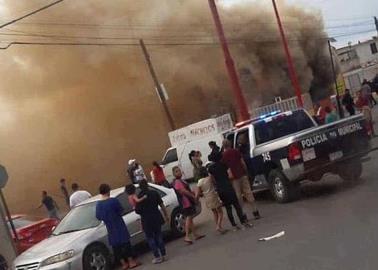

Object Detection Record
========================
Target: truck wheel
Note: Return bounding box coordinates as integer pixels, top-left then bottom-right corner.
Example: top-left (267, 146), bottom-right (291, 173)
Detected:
top-left (338, 160), bottom-right (362, 182)
top-left (268, 169), bottom-right (300, 203)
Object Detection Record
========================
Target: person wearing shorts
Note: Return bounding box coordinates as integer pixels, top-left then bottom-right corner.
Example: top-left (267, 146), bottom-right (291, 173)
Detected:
top-left (96, 184), bottom-right (139, 270)
top-left (196, 167), bottom-right (225, 234)
top-left (172, 166), bottom-right (205, 245)
top-left (222, 139), bottom-right (261, 220)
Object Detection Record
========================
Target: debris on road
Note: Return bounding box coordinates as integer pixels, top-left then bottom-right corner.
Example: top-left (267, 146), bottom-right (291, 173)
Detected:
top-left (258, 231), bottom-right (285, 241)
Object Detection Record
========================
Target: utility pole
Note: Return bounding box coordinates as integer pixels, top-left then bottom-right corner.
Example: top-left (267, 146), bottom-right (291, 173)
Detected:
top-left (375, 16), bottom-right (378, 36)
top-left (139, 39), bottom-right (175, 130)
top-left (208, 0), bottom-right (250, 122)
top-left (272, 0), bottom-right (304, 107)
top-left (328, 39), bottom-right (344, 118)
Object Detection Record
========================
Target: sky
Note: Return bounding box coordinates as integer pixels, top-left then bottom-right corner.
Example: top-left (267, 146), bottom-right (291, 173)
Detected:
top-left (225, 0), bottom-right (378, 48)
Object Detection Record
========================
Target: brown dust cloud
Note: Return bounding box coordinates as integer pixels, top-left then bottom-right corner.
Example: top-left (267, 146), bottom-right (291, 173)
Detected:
top-left (0, 0), bottom-right (332, 214)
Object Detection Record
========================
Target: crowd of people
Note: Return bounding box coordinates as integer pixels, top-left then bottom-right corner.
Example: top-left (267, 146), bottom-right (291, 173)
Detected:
top-left (316, 76), bottom-right (377, 135)
top-left (96, 138), bottom-right (262, 267)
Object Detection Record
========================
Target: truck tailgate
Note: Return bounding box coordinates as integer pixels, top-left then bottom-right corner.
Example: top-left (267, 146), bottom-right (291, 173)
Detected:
top-left (298, 114), bottom-right (370, 169)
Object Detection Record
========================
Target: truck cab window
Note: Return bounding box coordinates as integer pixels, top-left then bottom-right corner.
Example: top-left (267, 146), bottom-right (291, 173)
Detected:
top-left (162, 148), bottom-right (178, 165)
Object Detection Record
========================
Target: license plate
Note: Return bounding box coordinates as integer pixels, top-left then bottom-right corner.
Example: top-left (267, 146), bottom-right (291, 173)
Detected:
top-left (302, 148), bottom-right (316, 162)
top-left (329, 151), bottom-right (343, 161)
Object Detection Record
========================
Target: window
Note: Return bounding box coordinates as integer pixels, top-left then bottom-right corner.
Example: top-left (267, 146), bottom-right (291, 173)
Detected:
top-left (161, 148), bottom-right (178, 165)
top-left (254, 110), bottom-right (315, 145)
top-left (116, 193), bottom-right (134, 215)
top-left (371, 43), bottom-right (378, 54)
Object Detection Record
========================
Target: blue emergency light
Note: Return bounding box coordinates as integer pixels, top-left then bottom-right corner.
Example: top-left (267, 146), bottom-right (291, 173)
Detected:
top-left (259, 110), bottom-right (281, 119)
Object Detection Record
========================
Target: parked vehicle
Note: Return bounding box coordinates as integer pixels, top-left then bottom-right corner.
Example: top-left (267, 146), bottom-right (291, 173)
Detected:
top-left (13, 184), bottom-right (201, 270)
top-left (226, 109), bottom-right (371, 203)
top-left (8, 215), bottom-right (58, 254)
top-left (161, 114), bottom-right (233, 182)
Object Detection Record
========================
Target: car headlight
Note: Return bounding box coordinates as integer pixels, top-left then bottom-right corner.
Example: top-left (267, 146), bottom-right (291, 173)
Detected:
top-left (40, 250), bottom-right (75, 266)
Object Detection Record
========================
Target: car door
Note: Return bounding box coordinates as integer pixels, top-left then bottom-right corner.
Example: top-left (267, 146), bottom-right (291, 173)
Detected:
top-left (116, 193), bottom-right (145, 245)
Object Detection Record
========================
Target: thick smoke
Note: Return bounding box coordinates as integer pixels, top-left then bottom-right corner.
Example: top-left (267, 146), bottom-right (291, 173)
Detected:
top-left (0, 0), bottom-right (332, 213)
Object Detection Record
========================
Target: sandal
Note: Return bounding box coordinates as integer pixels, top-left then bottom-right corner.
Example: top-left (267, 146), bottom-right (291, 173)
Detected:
top-left (184, 239), bottom-right (193, 245)
top-left (195, 235), bottom-right (206, 241)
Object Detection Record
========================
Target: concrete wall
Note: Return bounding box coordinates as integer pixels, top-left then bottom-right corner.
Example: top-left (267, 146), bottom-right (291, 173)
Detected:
top-left (0, 197), bottom-right (16, 269)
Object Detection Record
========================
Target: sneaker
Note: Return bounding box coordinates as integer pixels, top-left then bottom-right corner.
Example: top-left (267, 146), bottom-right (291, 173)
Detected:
top-left (152, 257), bottom-right (163, 264)
top-left (253, 211), bottom-right (261, 220)
top-left (242, 222), bottom-right (254, 229)
top-left (232, 225), bottom-right (240, 232)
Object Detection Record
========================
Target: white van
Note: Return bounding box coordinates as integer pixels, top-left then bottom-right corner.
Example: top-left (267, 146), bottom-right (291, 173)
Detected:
top-left (161, 114), bottom-right (233, 182)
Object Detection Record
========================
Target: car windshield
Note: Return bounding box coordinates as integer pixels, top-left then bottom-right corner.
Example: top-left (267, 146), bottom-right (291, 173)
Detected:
top-left (52, 202), bottom-right (100, 235)
top-left (254, 110), bottom-right (315, 145)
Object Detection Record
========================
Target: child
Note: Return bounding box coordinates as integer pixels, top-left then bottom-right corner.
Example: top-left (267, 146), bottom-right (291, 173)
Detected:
top-left (196, 167), bottom-right (225, 234)
top-left (125, 184), bottom-right (147, 208)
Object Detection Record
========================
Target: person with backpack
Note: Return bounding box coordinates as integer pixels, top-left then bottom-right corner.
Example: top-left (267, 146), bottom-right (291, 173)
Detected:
top-left (172, 166), bottom-right (205, 245)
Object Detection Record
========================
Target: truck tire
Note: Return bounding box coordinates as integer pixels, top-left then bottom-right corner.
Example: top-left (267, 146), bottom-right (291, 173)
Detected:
top-left (268, 169), bottom-right (300, 203)
top-left (338, 159), bottom-right (362, 182)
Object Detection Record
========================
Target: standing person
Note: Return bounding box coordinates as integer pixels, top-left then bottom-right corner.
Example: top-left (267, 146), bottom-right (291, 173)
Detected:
top-left (172, 166), bottom-right (205, 244)
top-left (208, 153), bottom-right (250, 231)
top-left (96, 184), bottom-right (139, 270)
top-left (38, 191), bottom-right (60, 220)
top-left (221, 139), bottom-right (261, 220)
top-left (342, 89), bottom-right (356, 116)
top-left (69, 183), bottom-right (92, 208)
top-left (128, 159), bottom-right (146, 184)
top-left (356, 90), bottom-right (374, 136)
top-left (135, 180), bottom-right (169, 264)
top-left (195, 167), bottom-right (225, 234)
top-left (361, 79), bottom-right (376, 107)
top-left (208, 141), bottom-right (221, 157)
top-left (324, 106), bottom-right (339, 124)
top-left (151, 161), bottom-right (170, 187)
top-left (190, 151), bottom-right (204, 182)
top-left (59, 179), bottom-right (70, 207)
top-left (125, 184), bottom-right (147, 209)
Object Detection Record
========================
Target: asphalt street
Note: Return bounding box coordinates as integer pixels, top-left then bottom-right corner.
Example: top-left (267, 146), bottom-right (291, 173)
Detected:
top-left (132, 109), bottom-right (378, 270)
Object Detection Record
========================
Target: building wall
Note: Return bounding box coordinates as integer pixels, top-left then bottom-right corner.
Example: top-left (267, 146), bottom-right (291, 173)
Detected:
top-left (337, 37), bottom-right (378, 73)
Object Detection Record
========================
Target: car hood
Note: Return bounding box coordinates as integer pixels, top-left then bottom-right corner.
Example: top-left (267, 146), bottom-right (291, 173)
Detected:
top-left (15, 228), bottom-right (93, 264)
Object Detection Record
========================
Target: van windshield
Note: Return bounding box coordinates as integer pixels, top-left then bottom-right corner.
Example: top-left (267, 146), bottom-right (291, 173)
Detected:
top-left (254, 110), bottom-right (315, 145)
top-left (162, 148), bottom-right (178, 165)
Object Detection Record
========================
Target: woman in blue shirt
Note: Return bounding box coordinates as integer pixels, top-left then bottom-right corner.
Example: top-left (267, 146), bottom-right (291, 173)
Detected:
top-left (96, 184), bottom-right (139, 269)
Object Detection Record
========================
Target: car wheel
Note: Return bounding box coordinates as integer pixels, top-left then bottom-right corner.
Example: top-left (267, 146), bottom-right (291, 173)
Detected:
top-left (338, 159), bottom-right (362, 182)
top-left (268, 169), bottom-right (300, 203)
top-left (170, 208), bottom-right (185, 237)
top-left (83, 245), bottom-right (110, 270)
top-left (0, 255), bottom-right (8, 270)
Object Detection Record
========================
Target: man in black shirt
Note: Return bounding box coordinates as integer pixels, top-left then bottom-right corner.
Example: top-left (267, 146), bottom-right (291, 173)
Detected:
top-left (38, 191), bottom-right (60, 220)
top-left (207, 152), bottom-right (250, 230)
top-left (135, 180), bottom-right (169, 264)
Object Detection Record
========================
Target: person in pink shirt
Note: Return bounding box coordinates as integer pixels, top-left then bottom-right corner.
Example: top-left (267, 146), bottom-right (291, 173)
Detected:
top-left (172, 166), bottom-right (205, 244)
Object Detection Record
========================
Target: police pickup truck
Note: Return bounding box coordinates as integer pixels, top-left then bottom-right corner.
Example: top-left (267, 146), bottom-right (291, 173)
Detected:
top-left (226, 109), bottom-right (371, 203)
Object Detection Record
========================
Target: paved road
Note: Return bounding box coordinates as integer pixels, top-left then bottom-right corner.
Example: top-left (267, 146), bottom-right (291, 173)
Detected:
top-left (131, 109), bottom-right (378, 270)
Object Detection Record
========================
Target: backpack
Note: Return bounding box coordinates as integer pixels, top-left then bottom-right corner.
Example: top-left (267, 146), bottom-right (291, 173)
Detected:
top-left (172, 179), bottom-right (196, 209)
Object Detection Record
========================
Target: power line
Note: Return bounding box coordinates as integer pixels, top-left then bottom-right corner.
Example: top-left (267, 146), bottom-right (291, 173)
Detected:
top-left (0, 28), bottom-right (375, 50)
top-left (0, 0), bottom-right (65, 29)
